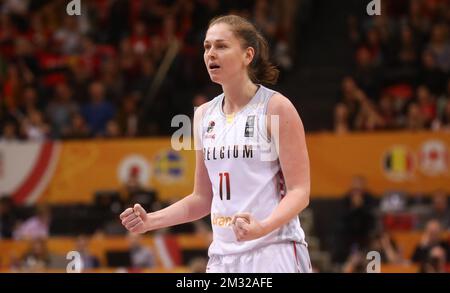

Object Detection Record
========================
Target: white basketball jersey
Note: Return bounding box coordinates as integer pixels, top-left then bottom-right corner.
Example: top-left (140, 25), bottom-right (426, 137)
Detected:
top-left (199, 85), bottom-right (306, 256)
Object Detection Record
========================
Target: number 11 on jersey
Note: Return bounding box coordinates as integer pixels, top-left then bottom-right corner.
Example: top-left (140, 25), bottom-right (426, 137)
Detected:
top-left (219, 172), bottom-right (231, 200)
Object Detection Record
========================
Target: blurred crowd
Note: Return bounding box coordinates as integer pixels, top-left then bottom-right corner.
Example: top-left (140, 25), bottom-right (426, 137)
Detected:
top-left (0, 0), bottom-right (297, 140)
top-left (335, 0), bottom-right (450, 133)
top-left (334, 175), bottom-right (450, 273)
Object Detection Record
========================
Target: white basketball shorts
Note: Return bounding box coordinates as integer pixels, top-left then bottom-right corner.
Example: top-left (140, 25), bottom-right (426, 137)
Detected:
top-left (206, 241), bottom-right (312, 273)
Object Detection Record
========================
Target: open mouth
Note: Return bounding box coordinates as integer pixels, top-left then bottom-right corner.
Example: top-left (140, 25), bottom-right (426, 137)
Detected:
top-left (209, 64), bottom-right (221, 70)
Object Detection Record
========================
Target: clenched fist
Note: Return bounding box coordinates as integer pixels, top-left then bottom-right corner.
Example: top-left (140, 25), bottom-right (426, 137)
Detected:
top-left (119, 204), bottom-right (148, 234)
top-left (231, 213), bottom-right (268, 242)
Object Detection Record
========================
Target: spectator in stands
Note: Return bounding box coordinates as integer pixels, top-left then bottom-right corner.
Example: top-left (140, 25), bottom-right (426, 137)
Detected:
top-left (368, 231), bottom-right (404, 264)
top-left (441, 78), bottom-right (450, 102)
top-left (412, 219), bottom-right (450, 263)
top-left (405, 102), bottom-right (426, 130)
top-left (252, 0), bottom-right (277, 42)
top-left (377, 93), bottom-right (399, 130)
top-left (20, 238), bottom-right (50, 272)
top-left (338, 76), bottom-right (363, 129)
top-left (53, 16), bottom-right (83, 55)
top-left (74, 235), bottom-right (100, 270)
top-left (354, 96), bottom-right (385, 131)
top-left (434, 77), bottom-right (450, 121)
top-left (103, 120), bottom-right (122, 138)
top-left (419, 245), bottom-right (448, 273)
top-left (116, 95), bottom-right (139, 138)
top-left (342, 248), bottom-right (366, 273)
top-left (406, 0), bottom-right (431, 38)
top-left (353, 46), bottom-right (381, 99)
top-left (0, 121), bottom-right (20, 142)
top-left (419, 50), bottom-right (447, 96)
top-left (81, 81), bottom-right (115, 137)
top-left (128, 20), bottom-right (151, 56)
top-left (340, 176), bottom-right (376, 260)
top-left (395, 25), bottom-right (419, 68)
top-left (101, 58), bottom-right (125, 105)
top-left (416, 85), bottom-right (437, 127)
top-left (333, 103), bottom-right (350, 134)
top-left (0, 197), bottom-right (16, 238)
top-left (64, 113), bottom-right (91, 139)
top-left (13, 205), bottom-right (51, 240)
top-left (427, 23), bottom-right (450, 73)
top-left (67, 61), bottom-right (92, 105)
top-left (418, 190), bottom-right (450, 230)
top-left (128, 233), bottom-right (156, 269)
top-left (365, 27), bottom-right (383, 66)
top-left (120, 167), bottom-right (145, 206)
top-left (20, 110), bottom-right (50, 141)
top-left (46, 82), bottom-right (79, 138)
top-left (132, 57), bottom-right (154, 97)
top-left (19, 86), bottom-right (40, 118)
top-left (433, 99), bottom-right (450, 131)
top-left (119, 167), bottom-right (158, 213)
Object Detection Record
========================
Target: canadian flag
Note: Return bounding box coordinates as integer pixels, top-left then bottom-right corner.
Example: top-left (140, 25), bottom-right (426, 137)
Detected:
top-left (419, 140), bottom-right (449, 176)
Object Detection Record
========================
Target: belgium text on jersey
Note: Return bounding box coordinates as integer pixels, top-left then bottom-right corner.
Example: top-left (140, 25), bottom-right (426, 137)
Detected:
top-left (203, 145), bottom-right (254, 161)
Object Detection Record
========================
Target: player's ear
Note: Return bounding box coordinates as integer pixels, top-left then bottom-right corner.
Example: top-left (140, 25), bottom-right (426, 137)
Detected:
top-left (244, 47), bottom-right (255, 66)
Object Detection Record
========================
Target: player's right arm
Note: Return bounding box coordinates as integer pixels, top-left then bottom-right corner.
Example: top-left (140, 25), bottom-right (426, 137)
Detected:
top-left (119, 104), bottom-right (213, 234)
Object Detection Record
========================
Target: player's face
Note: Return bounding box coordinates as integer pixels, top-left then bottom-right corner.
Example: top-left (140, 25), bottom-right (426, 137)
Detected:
top-left (204, 23), bottom-right (250, 84)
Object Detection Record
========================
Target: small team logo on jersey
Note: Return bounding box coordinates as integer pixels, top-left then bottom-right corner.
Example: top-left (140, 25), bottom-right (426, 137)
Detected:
top-left (205, 120), bottom-right (216, 140)
top-left (244, 115), bottom-right (255, 137)
top-left (207, 121), bottom-right (215, 133)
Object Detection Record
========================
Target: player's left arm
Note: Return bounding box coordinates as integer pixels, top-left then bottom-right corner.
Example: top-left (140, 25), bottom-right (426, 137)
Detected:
top-left (232, 93), bottom-right (310, 241)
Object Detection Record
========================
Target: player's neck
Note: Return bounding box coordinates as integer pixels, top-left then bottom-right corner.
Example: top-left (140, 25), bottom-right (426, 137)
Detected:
top-left (222, 77), bottom-right (258, 115)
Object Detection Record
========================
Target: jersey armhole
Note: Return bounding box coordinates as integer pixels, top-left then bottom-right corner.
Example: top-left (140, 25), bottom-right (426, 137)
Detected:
top-left (260, 92), bottom-right (277, 143)
top-left (194, 105), bottom-right (206, 150)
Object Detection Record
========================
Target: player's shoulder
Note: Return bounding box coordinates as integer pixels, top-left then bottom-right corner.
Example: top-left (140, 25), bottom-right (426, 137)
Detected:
top-left (194, 100), bottom-right (210, 114)
top-left (196, 91), bottom-right (226, 117)
top-left (194, 99), bottom-right (214, 118)
top-left (266, 92), bottom-right (297, 116)
top-left (193, 96), bottom-right (220, 125)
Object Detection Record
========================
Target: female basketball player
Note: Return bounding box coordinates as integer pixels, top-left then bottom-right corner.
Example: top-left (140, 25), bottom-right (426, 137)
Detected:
top-left (120, 15), bottom-right (312, 273)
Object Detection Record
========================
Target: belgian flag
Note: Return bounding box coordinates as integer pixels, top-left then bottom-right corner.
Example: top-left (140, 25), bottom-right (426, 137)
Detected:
top-left (384, 147), bottom-right (414, 175)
